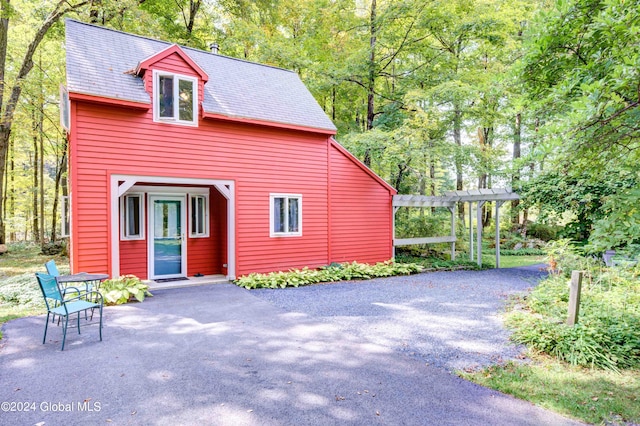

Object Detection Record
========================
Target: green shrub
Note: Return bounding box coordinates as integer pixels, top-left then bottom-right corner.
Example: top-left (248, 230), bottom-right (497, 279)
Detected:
top-left (506, 270), bottom-right (640, 371)
top-left (394, 211), bottom-right (450, 239)
top-left (100, 275), bottom-right (152, 305)
top-left (527, 222), bottom-right (559, 242)
top-left (234, 261), bottom-right (423, 289)
top-left (545, 239), bottom-right (598, 276)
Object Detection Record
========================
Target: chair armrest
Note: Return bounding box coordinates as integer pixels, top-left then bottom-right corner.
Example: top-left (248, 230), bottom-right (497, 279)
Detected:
top-left (63, 290), bottom-right (103, 305)
top-left (61, 286), bottom-right (82, 296)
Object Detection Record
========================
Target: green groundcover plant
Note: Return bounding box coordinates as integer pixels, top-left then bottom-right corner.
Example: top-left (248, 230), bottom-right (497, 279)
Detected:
top-left (506, 241), bottom-right (640, 371)
top-left (234, 261), bottom-right (423, 289)
top-left (100, 275), bottom-right (153, 305)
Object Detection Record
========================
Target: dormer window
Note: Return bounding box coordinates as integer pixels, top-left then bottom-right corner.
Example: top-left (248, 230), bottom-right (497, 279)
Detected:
top-left (153, 70), bottom-right (198, 126)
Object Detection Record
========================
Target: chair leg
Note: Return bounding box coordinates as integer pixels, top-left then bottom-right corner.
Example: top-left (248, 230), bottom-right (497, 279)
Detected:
top-left (98, 305), bottom-right (103, 341)
top-left (43, 312), bottom-right (50, 344)
top-left (77, 312), bottom-right (81, 334)
top-left (61, 316), bottom-right (69, 351)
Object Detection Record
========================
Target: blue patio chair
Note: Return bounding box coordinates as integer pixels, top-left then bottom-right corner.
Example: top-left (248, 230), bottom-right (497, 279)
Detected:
top-left (35, 272), bottom-right (103, 351)
top-left (44, 259), bottom-right (60, 277)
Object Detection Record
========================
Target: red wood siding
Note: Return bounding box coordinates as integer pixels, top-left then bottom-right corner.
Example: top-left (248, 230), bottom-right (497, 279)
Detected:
top-left (329, 144), bottom-right (394, 264)
top-left (71, 100), bottom-right (331, 277)
top-left (120, 239), bottom-right (147, 278)
top-left (69, 55), bottom-right (393, 278)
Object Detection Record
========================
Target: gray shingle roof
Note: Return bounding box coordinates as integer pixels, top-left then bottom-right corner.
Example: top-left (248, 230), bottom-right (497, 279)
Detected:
top-left (65, 19), bottom-right (336, 132)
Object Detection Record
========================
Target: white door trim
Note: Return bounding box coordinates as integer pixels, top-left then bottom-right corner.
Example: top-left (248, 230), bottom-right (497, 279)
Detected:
top-left (110, 174), bottom-right (236, 280)
top-left (148, 194), bottom-right (187, 279)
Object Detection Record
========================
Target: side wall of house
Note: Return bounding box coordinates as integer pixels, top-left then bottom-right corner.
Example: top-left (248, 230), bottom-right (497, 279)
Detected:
top-left (329, 143), bottom-right (394, 264)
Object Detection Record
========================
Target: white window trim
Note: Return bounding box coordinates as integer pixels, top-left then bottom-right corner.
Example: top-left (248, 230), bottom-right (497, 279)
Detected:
top-left (120, 193), bottom-right (145, 240)
top-left (152, 70), bottom-right (198, 126)
top-left (61, 195), bottom-right (70, 237)
top-left (189, 193), bottom-right (210, 238)
top-left (270, 193), bottom-right (302, 237)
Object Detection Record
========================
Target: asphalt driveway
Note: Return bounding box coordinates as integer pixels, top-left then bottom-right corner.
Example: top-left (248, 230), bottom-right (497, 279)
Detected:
top-left (0, 267), bottom-right (582, 425)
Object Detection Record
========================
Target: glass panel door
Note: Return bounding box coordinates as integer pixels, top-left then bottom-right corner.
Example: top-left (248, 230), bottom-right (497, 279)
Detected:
top-left (149, 196), bottom-right (185, 278)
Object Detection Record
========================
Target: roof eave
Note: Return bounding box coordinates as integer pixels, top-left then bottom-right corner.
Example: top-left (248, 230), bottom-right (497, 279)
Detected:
top-left (134, 44), bottom-right (209, 82)
top-left (202, 111), bottom-right (337, 135)
top-left (68, 91), bottom-right (151, 109)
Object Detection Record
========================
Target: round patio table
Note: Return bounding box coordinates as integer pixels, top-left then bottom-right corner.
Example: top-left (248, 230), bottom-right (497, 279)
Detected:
top-left (56, 273), bottom-right (109, 293)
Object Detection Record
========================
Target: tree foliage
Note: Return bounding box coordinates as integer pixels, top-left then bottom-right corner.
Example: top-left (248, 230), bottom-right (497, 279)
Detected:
top-left (2, 0), bottom-right (638, 253)
top-left (521, 0), bottom-right (640, 250)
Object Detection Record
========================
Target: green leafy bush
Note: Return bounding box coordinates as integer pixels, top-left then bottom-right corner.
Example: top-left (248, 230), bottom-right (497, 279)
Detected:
top-left (100, 275), bottom-right (152, 305)
top-left (234, 261), bottom-right (423, 289)
top-left (506, 265), bottom-right (640, 371)
top-left (545, 239), bottom-right (598, 276)
top-left (527, 222), bottom-right (559, 242)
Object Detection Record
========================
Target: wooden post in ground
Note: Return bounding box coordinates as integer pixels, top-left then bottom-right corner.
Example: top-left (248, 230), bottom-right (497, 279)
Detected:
top-left (567, 270), bottom-right (583, 326)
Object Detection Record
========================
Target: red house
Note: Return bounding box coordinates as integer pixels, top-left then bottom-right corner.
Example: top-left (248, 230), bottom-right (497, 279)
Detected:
top-left (63, 20), bottom-right (396, 281)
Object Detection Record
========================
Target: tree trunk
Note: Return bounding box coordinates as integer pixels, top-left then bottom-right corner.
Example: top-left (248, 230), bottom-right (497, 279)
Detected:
top-left (453, 104), bottom-right (464, 220)
top-left (367, 0), bottom-right (377, 131)
top-left (32, 122), bottom-right (40, 243)
top-left (363, 0), bottom-right (377, 167)
top-left (6, 135), bottom-right (14, 241)
top-left (38, 54), bottom-right (45, 244)
top-left (39, 121), bottom-right (45, 244)
top-left (51, 142), bottom-right (67, 242)
top-left (0, 0), bottom-right (90, 244)
top-left (511, 113), bottom-right (521, 225)
top-left (185, 0), bottom-right (202, 35)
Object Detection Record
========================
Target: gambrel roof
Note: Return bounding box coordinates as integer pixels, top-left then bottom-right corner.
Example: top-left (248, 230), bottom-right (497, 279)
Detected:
top-left (65, 19), bottom-right (337, 133)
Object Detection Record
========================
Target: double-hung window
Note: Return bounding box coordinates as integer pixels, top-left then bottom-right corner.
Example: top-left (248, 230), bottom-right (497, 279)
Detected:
top-left (153, 70), bottom-right (198, 126)
top-left (120, 193), bottom-right (144, 240)
top-left (189, 194), bottom-right (209, 238)
top-left (270, 194), bottom-right (302, 237)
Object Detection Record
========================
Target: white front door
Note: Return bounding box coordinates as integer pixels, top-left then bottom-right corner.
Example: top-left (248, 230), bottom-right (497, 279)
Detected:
top-left (149, 195), bottom-right (186, 279)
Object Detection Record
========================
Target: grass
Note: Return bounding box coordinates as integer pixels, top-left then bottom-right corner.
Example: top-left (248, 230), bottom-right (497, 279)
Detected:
top-left (0, 242), bottom-right (69, 338)
top-left (486, 255), bottom-right (546, 268)
top-left (397, 253), bottom-right (546, 270)
top-left (460, 353), bottom-right (640, 425)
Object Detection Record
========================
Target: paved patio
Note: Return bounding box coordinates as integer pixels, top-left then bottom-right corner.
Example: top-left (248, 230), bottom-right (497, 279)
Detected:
top-left (0, 276), bottom-right (582, 425)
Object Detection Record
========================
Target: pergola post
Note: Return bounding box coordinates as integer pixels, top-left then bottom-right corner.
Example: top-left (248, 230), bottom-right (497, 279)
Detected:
top-left (469, 202), bottom-right (474, 261)
top-left (449, 206), bottom-right (456, 260)
top-left (495, 201), bottom-right (505, 268)
top-left (477, 201), bottom-right (485, 267)
top-left (393, 206), bottom-right (400, 259)
top-left (392, 189), bottom-right (519, 269)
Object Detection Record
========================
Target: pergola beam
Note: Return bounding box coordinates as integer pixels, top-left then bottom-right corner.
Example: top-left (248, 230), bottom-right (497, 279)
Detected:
top-left (392, 188), bottom-right (519, 269)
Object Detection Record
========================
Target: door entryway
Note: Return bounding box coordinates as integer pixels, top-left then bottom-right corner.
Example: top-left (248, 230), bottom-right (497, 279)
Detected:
top-left (149, 195), bottom-right (186, 279)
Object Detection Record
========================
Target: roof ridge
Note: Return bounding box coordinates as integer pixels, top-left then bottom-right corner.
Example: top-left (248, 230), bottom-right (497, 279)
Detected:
top-left (65, 19), bottom-right (297, 75)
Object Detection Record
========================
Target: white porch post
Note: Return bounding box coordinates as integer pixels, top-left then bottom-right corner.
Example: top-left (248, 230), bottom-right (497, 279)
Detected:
top-left (469, 202), bottom-right (474, 261)
top-left (393, 206), bottom-right (400, 259)
top-left (477, 201), bottom-right (485, 267)
top-left (495, 201), bottom-right (505, 268)
top-left (449, 206), bottom-right (456, 260)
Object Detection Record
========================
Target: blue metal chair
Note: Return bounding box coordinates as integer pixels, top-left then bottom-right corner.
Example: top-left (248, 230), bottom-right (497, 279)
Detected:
top-left (44, 259), bottom-right (60, 277)
top-left (35, 272), bottom-right (103, 351)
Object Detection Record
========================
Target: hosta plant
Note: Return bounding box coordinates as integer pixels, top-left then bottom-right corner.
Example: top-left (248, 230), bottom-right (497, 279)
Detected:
top-left (100, 275), bottom-right (152, 305)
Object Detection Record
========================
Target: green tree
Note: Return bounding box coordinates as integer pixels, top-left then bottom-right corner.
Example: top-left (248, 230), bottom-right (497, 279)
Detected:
top-left (521, 0), bottom-right (640, 248)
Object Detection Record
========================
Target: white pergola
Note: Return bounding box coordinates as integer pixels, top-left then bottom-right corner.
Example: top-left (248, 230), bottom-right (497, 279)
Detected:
top-left (393, 188), bottom-right (520, 268)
